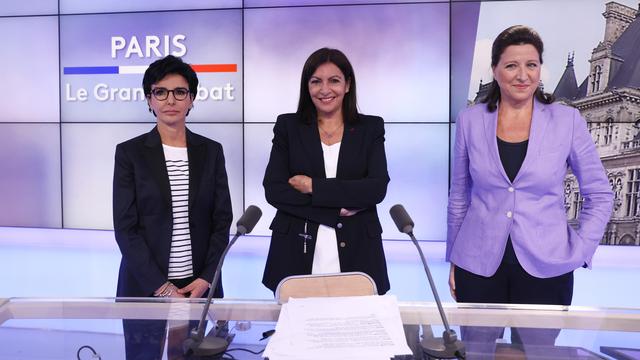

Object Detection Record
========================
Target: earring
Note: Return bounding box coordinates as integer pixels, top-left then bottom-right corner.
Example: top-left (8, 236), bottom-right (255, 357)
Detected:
top-left (148, 107), bottom-right (152, 113)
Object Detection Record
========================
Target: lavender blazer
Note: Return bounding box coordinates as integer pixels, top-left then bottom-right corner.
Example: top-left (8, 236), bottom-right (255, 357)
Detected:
top-left (446, 101), bottom-right (613, 278)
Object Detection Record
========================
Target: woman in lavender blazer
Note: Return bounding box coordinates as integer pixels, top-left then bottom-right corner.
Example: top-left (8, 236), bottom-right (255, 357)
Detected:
top-left (447, 26), bottom-right (613, 349)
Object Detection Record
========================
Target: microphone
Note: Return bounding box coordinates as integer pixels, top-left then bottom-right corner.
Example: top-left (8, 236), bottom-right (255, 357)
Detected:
top-left (183, 205), bottom-right (262, 357)
top-left (236, 205), bottom-right (262, 235)
top-left (389, 204), bottom-right (465, 360)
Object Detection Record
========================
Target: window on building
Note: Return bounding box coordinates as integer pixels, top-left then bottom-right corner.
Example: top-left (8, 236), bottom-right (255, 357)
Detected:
top-left (564, 183), bottom-right (572, 212)
top-left (602, 229), bottom-right (612, 245)
top-left (604, 118), bottom-right (613, 145)
top-left (572, 191), bottom-right (583, 219)
top-left (625, 169), bottom-right (640, 217)
top-left (591, 65), bottom-right (602, 92)
top-left (593, 122), bottom-right (602, 144)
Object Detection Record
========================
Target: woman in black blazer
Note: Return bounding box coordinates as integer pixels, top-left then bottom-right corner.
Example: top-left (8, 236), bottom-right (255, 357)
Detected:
top-left (113, 55), bottom-right (233, 359)
top-left (113, 55), bottom-right (233, 300)
top-left (262, 48), bottom-right (391, 294)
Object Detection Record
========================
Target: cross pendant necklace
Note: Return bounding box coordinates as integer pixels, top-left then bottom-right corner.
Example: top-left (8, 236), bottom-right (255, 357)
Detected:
top-left (319, 123), bottom-right (343, 139)
top-left (298, 220), bottom-right (312, 254)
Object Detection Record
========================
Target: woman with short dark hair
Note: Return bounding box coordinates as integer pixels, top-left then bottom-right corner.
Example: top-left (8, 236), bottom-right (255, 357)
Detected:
top-left (113, 55), bottom-right (233, 359)
top-left (114, 55), bottom-right (232, 300)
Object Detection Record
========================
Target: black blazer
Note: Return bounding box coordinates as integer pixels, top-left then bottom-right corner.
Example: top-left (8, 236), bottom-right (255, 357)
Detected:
top-left (113, 126), bottom-right (232, 297)
top-left (262, 113), bottom-right (391, 293)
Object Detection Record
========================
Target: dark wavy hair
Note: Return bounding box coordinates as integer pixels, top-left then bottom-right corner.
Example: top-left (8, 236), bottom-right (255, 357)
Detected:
top-left (481, 25), bottom-right (554, 112)
top-left (142, 55), bottom-right (198, 99)
top-left (296, 48), bottom-right (358, 124)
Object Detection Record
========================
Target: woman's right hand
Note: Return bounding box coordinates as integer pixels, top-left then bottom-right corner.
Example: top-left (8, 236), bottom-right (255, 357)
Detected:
top-left (170, 291), bottom-right (186, 299)
top-left (448, 263), bottom-right (456, 301)
top-left (154, 281), bottom-right (185, 298)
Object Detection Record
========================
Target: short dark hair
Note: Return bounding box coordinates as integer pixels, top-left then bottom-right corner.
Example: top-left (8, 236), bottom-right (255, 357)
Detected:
top-left (142, 55), bottom-right (198, 98)
top-left (296, 48), bottom-right (358, 124)
top-left (481, 25), bottom-right (554, 112)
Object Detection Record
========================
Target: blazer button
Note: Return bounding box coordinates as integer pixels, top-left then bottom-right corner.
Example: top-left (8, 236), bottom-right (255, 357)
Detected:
top-left (339, 242), bottom-right (346, 248)
top-left (506, 211), bottom-right (513, 218)
top-left (508, 187), bottom-right (514, 192)
top-left (336, 222), bottom-right (343, 229)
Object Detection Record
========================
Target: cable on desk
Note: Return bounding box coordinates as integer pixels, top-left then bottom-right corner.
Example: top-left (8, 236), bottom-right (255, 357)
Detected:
top-left (76, 345), bottom-right (101, 360)
top-left (226, 347), bottom-right (265, 355)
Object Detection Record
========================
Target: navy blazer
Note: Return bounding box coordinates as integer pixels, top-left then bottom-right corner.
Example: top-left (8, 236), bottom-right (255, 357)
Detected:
top-left (113, 126), bottom-right (232, 297)
top-left (262, 113), bottom-right (391, 293)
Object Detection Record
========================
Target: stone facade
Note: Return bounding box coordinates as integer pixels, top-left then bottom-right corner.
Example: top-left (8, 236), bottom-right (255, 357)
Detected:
top-left (561, 2), bottom-right (640, 245)
top-left (568, 89), bottom-right (640, 245)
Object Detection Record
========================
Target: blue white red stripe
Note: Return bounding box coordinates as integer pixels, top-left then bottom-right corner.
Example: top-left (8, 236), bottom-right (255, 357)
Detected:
top-left (63, 64), bottom-right (237, 75)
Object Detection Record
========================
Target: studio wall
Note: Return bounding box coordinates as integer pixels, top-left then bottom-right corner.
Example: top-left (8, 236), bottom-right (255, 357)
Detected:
top-left (2, 0), bottom-right (636, 245)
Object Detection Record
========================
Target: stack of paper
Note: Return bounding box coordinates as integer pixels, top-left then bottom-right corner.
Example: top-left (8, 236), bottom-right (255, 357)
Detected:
top-left (263, 295), bottom-right (412, 360)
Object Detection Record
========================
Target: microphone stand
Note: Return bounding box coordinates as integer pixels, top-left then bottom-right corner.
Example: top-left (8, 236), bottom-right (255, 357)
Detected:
top-left (183, 231), bottom-right (242, 358)
top-left (407, 230), bottom-right (465, 360)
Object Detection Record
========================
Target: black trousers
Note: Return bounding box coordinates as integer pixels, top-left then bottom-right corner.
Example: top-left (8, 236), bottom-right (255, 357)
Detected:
top-left (454, 260), bottom-right (573, 356)
top-left (455, 260), bottom-right (573, 306)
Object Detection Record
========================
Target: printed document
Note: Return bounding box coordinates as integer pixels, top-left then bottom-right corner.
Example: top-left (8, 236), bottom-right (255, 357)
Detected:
top-left (263, 295), bottom-right (412, 360)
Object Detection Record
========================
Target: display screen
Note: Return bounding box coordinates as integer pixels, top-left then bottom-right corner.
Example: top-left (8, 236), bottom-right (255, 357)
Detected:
top-left (60, 10), bottom-right (242, 123)
top-left (4, 0), bottom-right (626, 245)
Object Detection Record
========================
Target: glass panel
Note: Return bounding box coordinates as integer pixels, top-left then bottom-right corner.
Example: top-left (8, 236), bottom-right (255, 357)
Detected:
top-left (60, 0), bottom-right (241, 14)
top-left (0, 1), bottom-right (57, 16)
top-left (382, 124), bottom-right (449, 241)
top-left (60, 10), bottom-right (242, 123)
top-left (450, 1), bottom-right (480, 122)
top-left (0, 16), bottom-right (59, 123)
top-left (244, 3), bottom-right (449, 123)
top-left (0, 124), bottom-right (61, 227)
top-left (61, 123), bottom-right (243, 229)
top-left (243, 124), bottom-right (276, 236)
top-left (245, 0), bottom-right (440, 7)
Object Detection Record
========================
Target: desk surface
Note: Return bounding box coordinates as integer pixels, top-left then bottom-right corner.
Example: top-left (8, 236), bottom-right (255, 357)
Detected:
top-left (1, 297), bottom-right (639, 359)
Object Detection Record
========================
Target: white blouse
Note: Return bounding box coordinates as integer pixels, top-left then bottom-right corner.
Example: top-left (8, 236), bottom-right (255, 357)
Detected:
top-left (312, 141), bottom-right (342, 274)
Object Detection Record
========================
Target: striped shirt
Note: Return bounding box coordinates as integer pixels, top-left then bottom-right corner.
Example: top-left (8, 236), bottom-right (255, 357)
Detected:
top-left (163, 144), bottom-right (193, 280)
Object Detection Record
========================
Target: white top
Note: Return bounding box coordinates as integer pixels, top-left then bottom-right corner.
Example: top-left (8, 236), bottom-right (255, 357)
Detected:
top-left (162, 144), bottom-right (194, 280)
top-left (312, 142), bottom-right (342, 274)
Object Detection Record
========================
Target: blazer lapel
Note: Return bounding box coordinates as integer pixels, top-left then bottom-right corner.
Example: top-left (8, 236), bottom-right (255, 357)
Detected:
top-left (186, 128), bottom-right (205, 210)
top-left (513, 100), bottom-right (550, 183)
top-left (298, 118), bottom-right (326, 178)
top-left (337, 120), bottom-right (363, 178)
top-left (483, 108), bottom-right (511, 183)
top-left (143, 127), bottom-right (172, 206)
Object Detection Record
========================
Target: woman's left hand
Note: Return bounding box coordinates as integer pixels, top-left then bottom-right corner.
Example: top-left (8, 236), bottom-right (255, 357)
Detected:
top-left (177, 278), bottom-right (210, 298)
top-left (448, 263), bottom-right (457, 302)
top-left (289, 175), bottom-right (312, 194)
top-left (340, 208), bottom-right (361, 217)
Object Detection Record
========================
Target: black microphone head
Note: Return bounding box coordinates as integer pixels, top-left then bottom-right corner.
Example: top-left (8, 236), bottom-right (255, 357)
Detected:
top-left (236, 205), bottom-right (262, 235)
top-left (389, 204), bottom-right (414, 234)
